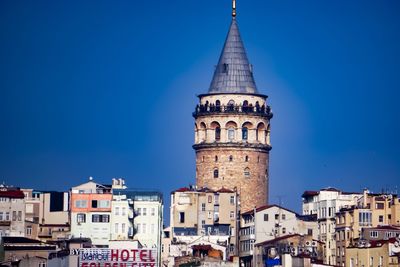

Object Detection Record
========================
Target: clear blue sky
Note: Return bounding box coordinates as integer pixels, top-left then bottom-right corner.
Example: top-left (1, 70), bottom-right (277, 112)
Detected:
top-left (1, 1), bottom-right (399, 217)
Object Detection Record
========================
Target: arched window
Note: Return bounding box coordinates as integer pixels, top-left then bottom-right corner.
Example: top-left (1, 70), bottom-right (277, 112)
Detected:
top-left (245, 155), bottom-right (249, 162)
top-left (216, 100), bottom-right (221, 112)
top-left (228, 128), bottom-right (235, 141)
top-left (213, 169), bottom-right (219, 178)
top-left (215, 127), bottom-right (221, 141)
top-left (227, 100), bottom-right (235, 111)
top-left (229, 155), bottom-right (233, 162)
top-left (244, 168), bottom-right (250, 178)
top-left (243, 100), bottom-right (249, 112)
top-left (242, 127), bottom-right (248, 140)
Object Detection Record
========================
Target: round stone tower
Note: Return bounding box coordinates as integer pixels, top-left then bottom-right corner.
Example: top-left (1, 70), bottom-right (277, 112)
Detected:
top-left (193, 7), bottom-right (272, 212)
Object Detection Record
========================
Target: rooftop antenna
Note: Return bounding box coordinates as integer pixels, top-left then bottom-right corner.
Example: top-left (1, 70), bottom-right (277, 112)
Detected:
top-left (232, 0), bottom-right (237, 18)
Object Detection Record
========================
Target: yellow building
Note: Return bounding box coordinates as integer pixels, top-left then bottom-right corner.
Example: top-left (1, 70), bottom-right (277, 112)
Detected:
top-left (346, 238), bottom-right (400, 267)
top-left (336, 191), bottom-right (400, 266)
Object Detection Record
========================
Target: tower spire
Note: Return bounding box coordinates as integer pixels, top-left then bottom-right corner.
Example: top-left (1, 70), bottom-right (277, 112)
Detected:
top-left (232, 0), bottom-right (236, 17)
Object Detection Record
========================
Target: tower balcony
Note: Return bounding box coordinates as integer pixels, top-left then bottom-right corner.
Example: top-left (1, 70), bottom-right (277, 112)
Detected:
top-left (193, 104), bottom-right (273, 119)
top-left (193, 141), bottom-right (271, 152)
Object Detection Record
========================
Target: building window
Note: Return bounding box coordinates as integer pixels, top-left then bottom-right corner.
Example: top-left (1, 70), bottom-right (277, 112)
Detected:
top-left (151, 224), bottom-right (155, 234)
top-left (26, 226), bottom-right (32, 236)
top-left (228, 127), bottom-right (235, 141)
top-left (151, 208), bottom-right (155, 216)
top-left (376, 202), bottom-right (384, 209)
top-left (122, 223), bottom-right (126, 233)
top-left (370, 231), bottom-right (378, 238)
top-left (215, 127), bottom-right (221, 141)
top-left (282, 227), bottom-right (286, 234)
top-left (208, 196), bottom-right (212, 203)
top-left (282, 214), bottom-right (286, 220)
top-left (308, 229), bottom-right (313, 236)
top-left (75, 200), bottom-right (88, 208)
top-left (275, 214), bottom-right (279, 220)
top-left (244, 168), bottom-right (250, 178)
top-left (12, 211), bottom-right (16, 221)
top-left (245, 155), bottom-right (249, 162)
top-left (242, 127), bottom-right (248, 140)
top-left (264, 214), bottom-right (269, 221)
top-left (213, 169), bottom-right (219, 178)
top-left (230, 196), bottom-right (235, 205)
top-left (0, 212), bottom-right (3, 221)
top-left (215, 155), bottom-right (218, 162)
top-left (379, 215), bottom-right (383, 223)
top-left (208, 211), bottom-right (212, 219)
top-left (17, 211), bottom-right (22, 221)
top-left (229, 155), bottom-right (233, 162)
top-left (230, 211), bottom-right (235, 219)
top-left (77, 213), bottom-right (86, 223)
top-left (92, 200), bottom-right (98, 208)
top-left (5, 212), bottom-right (9, 221)
top-left (137, 223), bottom-right (141, 234)
top-left (201, 220), bottom-right (205, 228)
top-left (137, 208), bottom-right (142, 216)
top-left (115, 207), bottom-right (120, 215)
top-left (99, 200), bottom-right (110, 208)
top-left (142, 223), bottom-right (147, 234)
top-left (92, 214), bottom-right (110, 223)
top-left (202, 203), bottom-right (206, 211)
top-left (122, 207), bottom-right (126, 216)
top-left (179, 212), bottom-right (185, 223)
top-left (39, 263), bottom-right (46, 267)
top-left (143, 208), bottom-right (147, 216)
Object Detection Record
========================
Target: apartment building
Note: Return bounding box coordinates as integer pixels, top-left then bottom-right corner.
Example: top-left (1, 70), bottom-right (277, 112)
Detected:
top-left (70, 178), bottom-right (112, 247)
top-left (335, 191), bottom-right (400, 266)
top-left (0, 185), bottom-right (25, 237)
top-left (302, 187), bottom-right (362, 265)
top-left (239, 205), bottom-right (318, 267)
top-left (168, 186), bottom-right (239, 264)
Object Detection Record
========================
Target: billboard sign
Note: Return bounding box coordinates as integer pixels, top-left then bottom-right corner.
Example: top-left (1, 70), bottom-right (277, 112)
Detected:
top-left (78, 248), bottom-right (157, 267)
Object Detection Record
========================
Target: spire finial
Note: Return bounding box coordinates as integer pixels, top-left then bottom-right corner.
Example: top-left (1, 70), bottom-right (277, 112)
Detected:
top-left (232, 0), bottom-right (236, 17)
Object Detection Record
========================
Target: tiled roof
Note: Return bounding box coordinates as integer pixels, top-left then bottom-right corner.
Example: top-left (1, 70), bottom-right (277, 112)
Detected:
top-left (208, 18), bottom-right (258, 94)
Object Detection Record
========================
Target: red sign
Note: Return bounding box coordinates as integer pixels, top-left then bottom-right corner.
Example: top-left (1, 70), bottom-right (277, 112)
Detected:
top-left (79, 248), bottom-right (157, 267)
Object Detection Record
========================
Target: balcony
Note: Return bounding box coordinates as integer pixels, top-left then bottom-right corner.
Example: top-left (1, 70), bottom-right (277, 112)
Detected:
top-left (193, 104), bottom-right (273, 119)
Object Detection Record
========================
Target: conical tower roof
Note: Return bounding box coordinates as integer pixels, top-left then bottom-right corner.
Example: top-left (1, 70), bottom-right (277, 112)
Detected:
top-left (208, 18), bottom-right (258, 94)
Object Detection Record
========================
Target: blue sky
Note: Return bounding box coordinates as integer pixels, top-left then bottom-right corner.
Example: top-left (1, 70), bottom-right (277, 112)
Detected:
top-left (1, 1), bottom-right (399, 218)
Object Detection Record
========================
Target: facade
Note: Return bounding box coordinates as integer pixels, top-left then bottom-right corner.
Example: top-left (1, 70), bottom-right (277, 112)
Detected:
top-left (302, 187), bottom-right (362, 265)
top-left (335, 191), bottom-right (400, 266)
top-left (70, 178), bottom-right (112, 247)
top-left (239, 205), bottom-right (318, 266)
top-left (167, 186), bottom-right (239, 265)
top-left (193, 5), bottom-right (272, 212)
top-left (254, 234), bottom-right (325, 267)
top-left (21, 189), bottom-right (41, 239)
top-left (346, 238), bottom-right (400, 267)
top-left (112, 187), bottom-right (163, 262)
top-left (37, 191), bottom-right (70, 241)
top-left (0, 185), bottom-right (25, 237)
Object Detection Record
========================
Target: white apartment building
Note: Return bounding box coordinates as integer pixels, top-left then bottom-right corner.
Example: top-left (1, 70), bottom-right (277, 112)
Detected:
top-left (239, 205), bottom-right (318, 267)
top-left (302, 187), bottom-right (362, 265)
top-left (0, 185), bottom-right (25, 237)
top-left (111, 194), bottom-right (134, 240)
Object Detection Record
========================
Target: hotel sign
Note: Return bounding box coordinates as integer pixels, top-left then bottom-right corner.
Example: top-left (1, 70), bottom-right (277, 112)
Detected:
top-left (78, 248), bottom-right (157, 267)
